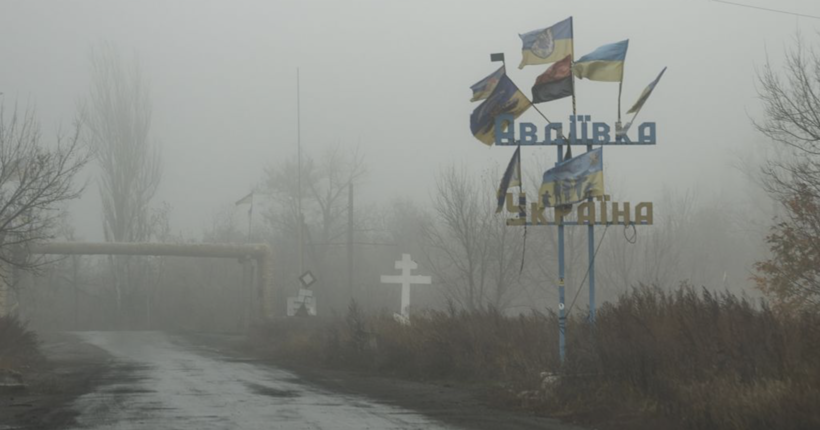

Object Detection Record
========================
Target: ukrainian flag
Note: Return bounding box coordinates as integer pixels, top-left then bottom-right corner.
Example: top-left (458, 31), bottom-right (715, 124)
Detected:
top-left (518, 17), bottom-right (573, 69)
top-left (470, 75), bottom-right (531, 146)
top-left (573, 40), bottom-right (629, 82)
top-left (628, 67), bottom-right (667, 114)
top-left (539, 148), bottom-right (604, 207)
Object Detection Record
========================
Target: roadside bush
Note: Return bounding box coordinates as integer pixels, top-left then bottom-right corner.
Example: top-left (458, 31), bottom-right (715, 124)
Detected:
top-left (253, 286), bottom-right (820, 430)
top-left (559, 285), bottom-right (820, 430)
top-left (0, 315), bottom-right (41, 372)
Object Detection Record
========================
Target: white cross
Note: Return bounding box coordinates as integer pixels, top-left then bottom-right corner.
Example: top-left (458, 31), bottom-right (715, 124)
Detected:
top-left (380, 253), bottom-right (431, 320)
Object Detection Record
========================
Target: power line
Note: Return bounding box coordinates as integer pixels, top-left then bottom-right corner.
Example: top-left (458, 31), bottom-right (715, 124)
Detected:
top-left (566, 224), bottom-right (610, 319)
top-left (712, 0), bottom-right (820, 20)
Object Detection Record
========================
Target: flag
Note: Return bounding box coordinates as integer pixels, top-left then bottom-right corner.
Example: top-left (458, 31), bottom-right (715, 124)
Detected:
top-left (496, 146), bottom-right (521, 213)
top-left (236, 192), bottom-right (253, 216)
top-left (627, 67), bottom-right (667, 114)
top-left (470, 74), bottom-right (531, 146)
top-left (618, 67), bottom-right (667, 136)
top-left (573, 40), bottom-right (629, 82)
top-left (470, 66), bottom-right (505, 102)
top-left (532, 55), bottom-right (573, 104)
top-left (539, 148), bottom-right (604, 207)
top-left (518, 17), bottom-right (573, 69)
top-left (235, 192), bottom-right (253, 206)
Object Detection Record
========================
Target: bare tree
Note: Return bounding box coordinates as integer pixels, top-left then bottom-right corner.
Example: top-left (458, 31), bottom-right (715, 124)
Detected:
top-left (423, 165), bottom-right (523, 310)
top-left (262, 145), bottom-right (366, 309)
top-left (81, 43), bottom-right (162, 323)
top-left (0, 104), bottom-right (88, 298)
top-left (752, 33), bottom-right (820, 312)
top-left (82, 43), bottom-right (161, 243)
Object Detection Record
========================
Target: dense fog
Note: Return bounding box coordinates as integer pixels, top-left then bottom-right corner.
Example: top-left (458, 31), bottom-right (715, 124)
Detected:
top-left (2, 0), bottom-right (816, 329)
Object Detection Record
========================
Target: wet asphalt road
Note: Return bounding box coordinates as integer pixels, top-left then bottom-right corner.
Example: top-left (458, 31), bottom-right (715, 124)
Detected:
top-left (67, 331), bottom-right (457, 430)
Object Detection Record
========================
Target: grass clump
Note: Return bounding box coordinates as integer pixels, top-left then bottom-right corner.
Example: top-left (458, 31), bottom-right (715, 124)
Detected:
top-left (0, 314), bottom-right (41, 374)
top-left (253, 285), bottom-right (820, 430)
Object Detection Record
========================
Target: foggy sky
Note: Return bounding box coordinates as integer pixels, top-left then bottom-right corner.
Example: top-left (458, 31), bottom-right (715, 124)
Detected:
top-left (1, 0), bottom-right (817, 241)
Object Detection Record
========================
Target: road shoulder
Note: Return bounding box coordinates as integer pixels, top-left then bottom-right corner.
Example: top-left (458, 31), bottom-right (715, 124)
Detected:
top-left (0, 332), bottom-right (111, 430)
top-left (183, 332), bottom-right (586, 430)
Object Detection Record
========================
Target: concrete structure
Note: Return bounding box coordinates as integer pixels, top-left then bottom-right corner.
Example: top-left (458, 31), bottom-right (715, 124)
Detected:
top-left (18, 242), bottom-right (275, 320)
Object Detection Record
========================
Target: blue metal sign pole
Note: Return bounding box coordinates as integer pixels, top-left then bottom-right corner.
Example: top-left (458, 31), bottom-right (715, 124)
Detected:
top-left (587, 142), bottom-right (596, 324)
top-left (557, 145), bottom-right (567, 364)
top-left (588, 220), bottom-right (596, 323)
top-left (569, 20), bottom-right (597, 326)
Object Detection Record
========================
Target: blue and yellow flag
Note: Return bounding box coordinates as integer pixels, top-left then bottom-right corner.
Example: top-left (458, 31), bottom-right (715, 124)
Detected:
top-left (470, 75), bottom-right (531, 146)
top-left (573, 40), bottom-right (629, 82)
top-left (628, 67), bottom-right (666, 114)
top-left (539, 148), bottom-right (604, 207)
top-left (619, 67), bottom-right (667, 137)
top-left (518, 17), bottom-right (573, 69)
top-left (470, 66), bottom-right (505, 102)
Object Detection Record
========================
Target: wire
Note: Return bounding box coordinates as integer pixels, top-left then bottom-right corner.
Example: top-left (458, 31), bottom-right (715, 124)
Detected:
top-left (566, 224), bottom-right (610, 318)
top-left (711, 0), bottom-right (820, 20)
top-left (624, 223), bottom-right (637, 244)
top-left (519, 221), bottom-right (527, 276)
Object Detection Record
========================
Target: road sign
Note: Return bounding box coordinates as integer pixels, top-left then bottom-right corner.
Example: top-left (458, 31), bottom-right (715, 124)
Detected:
top-left (299, 271), bottom-right (315, 288)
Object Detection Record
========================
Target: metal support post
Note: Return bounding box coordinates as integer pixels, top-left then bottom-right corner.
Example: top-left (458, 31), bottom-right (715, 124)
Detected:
top-left (558, 225), bottom-right (566, 364)
top-left (588, 223), bottom-right (596, 323)
top-left (557, 145), bottom-right (566, 364)
top-left (587, 140), bottom-right (596, 324)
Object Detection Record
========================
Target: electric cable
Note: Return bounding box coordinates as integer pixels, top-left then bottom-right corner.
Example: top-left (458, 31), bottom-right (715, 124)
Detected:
top-left (711, 0), bottom-right (820, 20)
top-left (624, 223), bottom-right (637, 244)
top-left (565, 224), bottom-right (609, 318)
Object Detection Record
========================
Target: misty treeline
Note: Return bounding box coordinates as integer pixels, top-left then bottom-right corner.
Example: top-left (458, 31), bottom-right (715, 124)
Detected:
top-left (9, 30), bottom-right (820, 330)
top-left (16, 140), bottom-right (771, 330)
top-left (0, 43), bottom-right (157, 327)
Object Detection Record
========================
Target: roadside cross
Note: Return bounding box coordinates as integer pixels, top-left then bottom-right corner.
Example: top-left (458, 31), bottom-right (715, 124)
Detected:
top-left (379, 253), bottom-right (431, 321)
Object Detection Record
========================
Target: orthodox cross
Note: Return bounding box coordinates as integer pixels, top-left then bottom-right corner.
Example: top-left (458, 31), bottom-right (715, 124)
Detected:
top-left (379, 254), bottom-right (431, 320)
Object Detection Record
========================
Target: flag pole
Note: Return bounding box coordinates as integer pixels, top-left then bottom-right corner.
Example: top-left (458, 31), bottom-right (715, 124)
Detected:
top-left (491, 53), bottom-right (521, 193)
top-left (492, 52), bottom-right (527, 273)
top-left (573, 19), bottom-right (597, 326)
top-left (508, 80), bottom-right (570, 143)
top-left (565, 18), bottom-right (575, 160)
top-left (588, 25), bottom-right (600, 326)
top-left (297, 68), bottom-right (304, 279)
top-left (623, 66), bottom-right (667, 136)
top-left (570, 17), bottom-right (577, 121)
top-left (617, 42), bottom-right (627, 123)
top-left (501, 55), bottom-right (524, 198)
top-left (555, 17), bottom-right (579, 366)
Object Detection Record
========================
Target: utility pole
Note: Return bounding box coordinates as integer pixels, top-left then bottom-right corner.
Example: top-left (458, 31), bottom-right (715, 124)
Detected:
top-left (73, 255), bottom-right (79, 330)
top-left (347, 183), bottom-right (354, 299)
top-left (297, 68), bottom-right (304, 278)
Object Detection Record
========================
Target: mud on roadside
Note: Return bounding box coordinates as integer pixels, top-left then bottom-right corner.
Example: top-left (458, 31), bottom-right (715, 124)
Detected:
top-left (0, 332), bottom-right (111, 430)
top-left (182, 332), bottom-right (586, 430)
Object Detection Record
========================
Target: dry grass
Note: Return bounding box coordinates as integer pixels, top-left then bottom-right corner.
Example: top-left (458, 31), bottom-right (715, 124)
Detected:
top-left (0, 314), bottom-right (41, 373)
top-left (559, 286), bottom-right (820, 429)
top-left (253, 285), bottom-right (820, 430)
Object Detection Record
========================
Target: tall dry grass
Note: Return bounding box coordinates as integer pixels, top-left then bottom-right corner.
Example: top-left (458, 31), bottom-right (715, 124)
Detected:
top-left (253, 285), bottom-right (820, 430)
top-left (0, 315), bottom-right (41, 373)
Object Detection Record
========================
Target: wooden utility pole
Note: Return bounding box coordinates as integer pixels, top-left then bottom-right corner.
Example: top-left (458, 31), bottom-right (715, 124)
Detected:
top-left (347, 183), bottom-right (354, 299)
